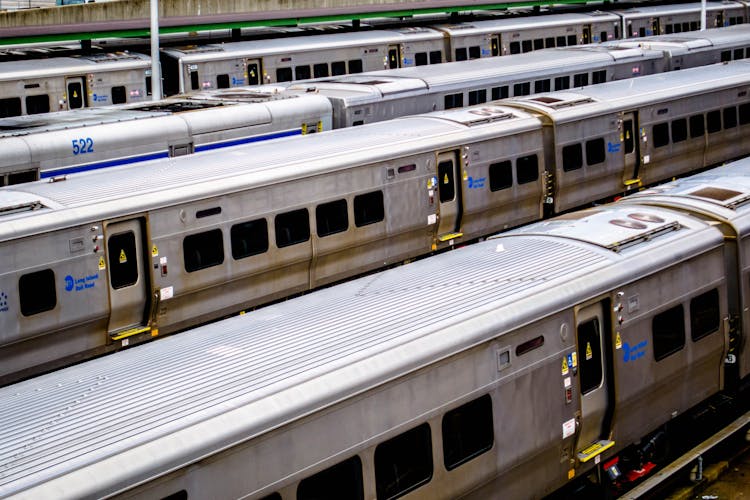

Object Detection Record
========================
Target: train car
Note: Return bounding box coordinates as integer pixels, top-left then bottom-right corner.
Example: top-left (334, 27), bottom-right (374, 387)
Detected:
top-left (0, 51), bottom-right (151, 117)
top-left (159, 2), bottom-right (748, 94)
top-left (2, 158), bottom-right (750, 497)
top-left (1, 60), bottom-right (750, 386)
top-left (4, 24), bottom-right (750, 183)
top-left (0, 90), bottom-right (332, 183)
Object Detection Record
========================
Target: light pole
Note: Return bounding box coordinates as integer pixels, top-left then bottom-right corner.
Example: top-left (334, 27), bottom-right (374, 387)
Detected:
top-left (150, 0), bottom-right (162, 100)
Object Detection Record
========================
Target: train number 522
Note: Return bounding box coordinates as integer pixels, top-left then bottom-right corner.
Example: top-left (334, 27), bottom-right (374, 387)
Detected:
top-left (71, 137), bottom-right (95, 155)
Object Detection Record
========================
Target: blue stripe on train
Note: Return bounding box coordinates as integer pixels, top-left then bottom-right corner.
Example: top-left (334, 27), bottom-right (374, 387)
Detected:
top-left (40, 129), bottom-right (303, 178)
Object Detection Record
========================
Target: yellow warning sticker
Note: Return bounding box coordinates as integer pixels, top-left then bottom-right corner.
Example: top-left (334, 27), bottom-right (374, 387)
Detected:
top-left (586, 342), bottom-right (593, 361)
top-left (615, 332), bottom-right (622, 350)
top-left (152, 244), bottom-right (158, 257)
top-left (562, 357), bottom-right (569, 376)
top-left (443, 173), bottom-right (449, 184)
top-left (119, 249), bottom-right (127, 264)
top-left (98, 256), bottom-right (106, 270)
top-left (571, 352), bottom-right (578, 368)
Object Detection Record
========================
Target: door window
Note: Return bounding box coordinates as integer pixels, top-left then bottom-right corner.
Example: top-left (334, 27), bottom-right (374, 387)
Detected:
top-left (108, 231), bottom-right (138, 289)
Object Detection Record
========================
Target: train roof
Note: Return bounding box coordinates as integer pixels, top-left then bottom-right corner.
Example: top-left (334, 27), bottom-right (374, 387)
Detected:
top-left (160, 27), bottom-right (444, 61)
top-left (0, 198), bottom-right (721, 497)
top-left (503, 59), bottom-right (750, 122)
top-left (0, 52), bottom-right (151, 82)
top-left (0, 105), bottom-right (539, 239)
top-left (621, 156), bottom-right (750, 234)
top-left (603, 23), bottom-right (750, 51)
top-left (430, 10), bottom-right (621, 35)
top-left (615, 1), bottom-right (743, 19)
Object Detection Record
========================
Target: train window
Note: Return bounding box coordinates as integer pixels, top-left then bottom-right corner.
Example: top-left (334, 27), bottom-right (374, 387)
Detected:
top-left (468, 89), bottom-right (486, 105)
top-left (665, 24), bottom-right (674, 34)
top-left (690, 114), bottom-right (705, 138)
top-left (592, 70), bottom-right (606, 85)
top-left (489, 160), bottom-right (512, 191)
top-left (653, 304), bottom-right (685, 361)
top-left (354, 190), bottom-right (384, 227)
top-left (443, 394), bottom-right (494, 471)
top-left (545, 37), bottom-right (555, 48)
top-left (429, 51), bottom-right (442, 64)
top-left (491, 86), bottom-right (508, 100)
top-left (724, 107), bottom-right (737, 129)
top-left (19, 269), bottom-right (56, 317)
top-left (111, 86), bottom-right (126, 104)
top-left (671, 119), bottom-right (688, 143)
top-left (444, 93), bottom-right (464, 110)
top-left (578, 318), bottom-right (603, 395)
top-left (146, 76), bottom-right (152, 96)
top-left (509, 41), bottom-right (521, 55)
top-left (746, 48), bottom-right (750, 59)
top-left (735, 49), bottom-right (745, 60)
top-left (623, 119), bottom-right (635, 154)
top-left (313, 63), bottom-right (329, 78)
top-left (331, 61), bottom-right (346, 76)
top-left (184, 229), bottom-right (225, 272)
top-left (739, 103), bottom-right (750, 125)
top-left (26, 95), bottom-right (50, 115)
top-left (681, 22), bottom-right (689, 32)
top-left (297, 455), bottom-right (364, 500)
top-left (275, 209), bottom-right (310, 248)
top-left (516, 335), bottom-right (544, 356)
top-left (639, 27), bottom-right (647, 37)
top-left (374, 423), bottom-right (433, 500)
top-left (438, 160), bottom-right (456, 202)
top-left (567, 35), bottom-right (577, 46)
top-left (0, 97), bottom-right (21, 118)
top-left (316, 199), bottom-right (348, 237)
top-left (516, 154), bottom-right (538, 184)
top-left (160, 490), bottom-right (188, 500)
top-left (231, 219), bottom-right (269, 260)
top-left (556, 36), bottom-right (566, 47)
top-left (691, 21), bottom-right (699, 31)
top-left (513, 82), bottom-right (530, 96)
top-left (108, 231), bottom-right (139, 289)
top-left (707, 110), bottom-right (722, 133)
top-left (276, 67), bottom-right (293, 82)
top-left (348, 59), bottom-right (363, 74)
top-left (562, 144), bottom-right (583, 172)
top-left (415, 52), bottom-right (428, 66)
top-left (533, 39), bottom-right (544, 50)
top-left (295, 65), bottom-right (311, 80)
top-left (574, 73), bottom-right (588, 88)
top-left (690, 289), bottom-right (720, 341)
top-left (190, 70), bottom-right (199, 91)
top-left (600, 31), bottom-right (608, 42)
top-left (721, 50), bottom-right (731, 63)
top-left (534, 79), bottom-right (550, 93)
top-left (653, 123), bottom-right (670, 148)
top-left (455, 47), bottom-right (468, 61)
top-left (554, 76), bottom-right (570, 91)
top-left (216, 75), bottom-right (230, 89)
top-left (521, 40), bottom-right (532, 53)
top-left (469, 46), bottom-right (481, 59)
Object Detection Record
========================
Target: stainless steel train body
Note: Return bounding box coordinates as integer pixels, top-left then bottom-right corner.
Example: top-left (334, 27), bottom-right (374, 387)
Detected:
top-left (4, 158), bottom-right (750, 497)
top-left (618, 0), bottom-right (747, 37)
top-left (159, 1), bottom-right (748, 94)
top-left (1, 60), bottom-right (750, 386)
top-left (0, 91), bottom-right (332, 183)
top-left (4, 24), bottom-right (750, 184)
top-left (0, 52), bottom-right (151, 117)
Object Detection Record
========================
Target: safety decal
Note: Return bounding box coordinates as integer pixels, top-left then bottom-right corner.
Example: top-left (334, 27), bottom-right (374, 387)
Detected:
top-left (571, 352), bottom-right (578, 368)
top-left (0, 292), bottom-right (8, 313)
top-left (119, 249), bottom-right (127, 264)
top-left (585, 342), bottom-right (593, 361)
top-left (152, 244), bottom-right (159, 257)
top-left (562, 357), bottom-right (569, 376)
top-left (64, 273), bottom-right (99, 292)
top-left (98, 257), bottom-right (106, 270)
top-left (615, 332), bottom-right (622, 350)
top-left (563, 418), bottom-right (576, 439)
top-left (443, 173), bottom-right (450, 184)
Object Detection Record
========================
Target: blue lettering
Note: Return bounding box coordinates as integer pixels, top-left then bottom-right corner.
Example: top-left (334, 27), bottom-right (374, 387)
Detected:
top-left (0, 291), bottom-right (8, 312)
top-left (623, 339), bottom-right (648, 363)
top-left (467, 176), bottom-right (486, 189)
top-left (65, 275), bottom-right (75, 292)
top-left (607, 142), bottom-right (621, 153)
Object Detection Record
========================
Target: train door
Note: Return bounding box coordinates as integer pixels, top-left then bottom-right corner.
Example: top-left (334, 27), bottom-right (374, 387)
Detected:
top-left (651, 18), bottom-right (660, 36)
top-left (246, 59), bottom-right (262, 85)
top-left (575, 300), bottom-right (615, 465)
top-left (621, 111), bottom-right (641, 188)
top-left (491, 35), bottom-right (500, 56)
top-left (582, 26), bottom-right (591, 44)
top-left (715, 12), bottom-right (725, 27)
top-left (66, 77), bottom-right (86, 110)
top-left (104, 218), bottom-right (151, 338)
top-left (435, 151), bottom-right (463, 241)
top-left (388, 45), bottom-right (401, 69)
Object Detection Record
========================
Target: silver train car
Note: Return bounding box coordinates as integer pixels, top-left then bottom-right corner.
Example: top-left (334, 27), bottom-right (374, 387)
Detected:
top-left (3, 23), bottom-right (750, 184)
top-left (0, 51), bottom-right (151, 117)
top-left (1, 60), bottom-right (750, 385)
top-left (159, 1), bottom-right (747, 93)
top-left (3, 158), bottom-right (750, 498)
top-left (0, 91), bottom-right (331, 183)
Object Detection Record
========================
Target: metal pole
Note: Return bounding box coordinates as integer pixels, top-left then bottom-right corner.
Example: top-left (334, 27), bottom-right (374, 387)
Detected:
top-left (701, 0), bottom-right (706, 30)
top-left (150, 0), bottom-right (163, 100)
